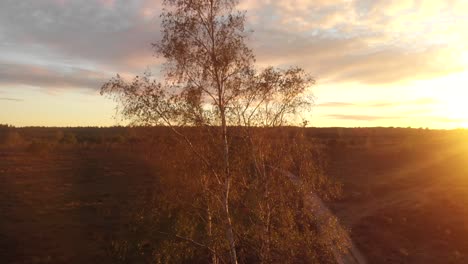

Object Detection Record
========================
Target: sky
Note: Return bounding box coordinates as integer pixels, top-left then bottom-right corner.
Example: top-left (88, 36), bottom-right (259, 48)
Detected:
top-left (1, 0), bottom-right (467, 128)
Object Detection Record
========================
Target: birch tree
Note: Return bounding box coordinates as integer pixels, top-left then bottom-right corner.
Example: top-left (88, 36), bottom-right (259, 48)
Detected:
top-left (102, 0), bottom-right (348, 262)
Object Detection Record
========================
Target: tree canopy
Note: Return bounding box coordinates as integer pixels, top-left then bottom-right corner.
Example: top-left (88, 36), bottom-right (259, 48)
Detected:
top-left (101, 0), bottom-right (348, 263)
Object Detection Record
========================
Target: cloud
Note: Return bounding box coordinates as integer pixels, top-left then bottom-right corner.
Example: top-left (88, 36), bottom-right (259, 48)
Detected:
top-left (0, 63), bottom-right (110, 91)
top-left (246, 0), bottom-right (468, 84)
top-left (317, 102), bottom-right (356, 107)
top-left (325, 114), bottom-right (403, 121)
top-left (430, 116), bottom-right (468, 123)
top-left (319, 46), bottom-right (464, 84)
top-left (0, 0), bottom-right (466, 94)
top-left (252, 29), bottom-right (465, 84)
top-left (0, 0), bottom-right (162, 74)
top-left (318, 98), bottom-right (438, 108)
top-left (0, 97), bottom-right (23, 102)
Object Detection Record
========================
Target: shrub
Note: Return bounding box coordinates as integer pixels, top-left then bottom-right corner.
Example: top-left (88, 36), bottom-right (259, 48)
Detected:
top-left (112, 135), bottom-right (126, 144)
top-left (27, 140), bottom-right (52, 154)
top-left (0, 130), bottom-right (24, 147)
top-left (54, 130), bottom-right (65, 142)
top-left (61, 133), bottom-right (77, 145)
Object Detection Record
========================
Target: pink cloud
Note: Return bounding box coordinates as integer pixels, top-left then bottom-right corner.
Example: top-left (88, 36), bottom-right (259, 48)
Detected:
top-left (52, 0), bottom-right (115, 7)
top-left (54, 0), bottom-right (66, 6)
top-left (98, 0), bottom-right (115, 8)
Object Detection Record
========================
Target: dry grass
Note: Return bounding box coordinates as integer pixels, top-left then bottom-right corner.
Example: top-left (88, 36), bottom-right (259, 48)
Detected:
top-left (329, 135), bottom-right (468, 263)
top-left (0, 146), bottom-right (158, 263)
top-left (1, 129), bottom-right (468, 263)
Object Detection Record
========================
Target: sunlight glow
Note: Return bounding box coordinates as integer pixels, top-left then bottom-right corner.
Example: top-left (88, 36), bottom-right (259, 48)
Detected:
top-left (461, 52), bottom-right (468, 68)
top-left (438, 71), bottom-right (468, 128)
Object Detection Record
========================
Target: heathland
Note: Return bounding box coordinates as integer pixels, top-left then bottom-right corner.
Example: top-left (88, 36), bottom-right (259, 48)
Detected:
top-left (1, 126), bottom-right (467, 263)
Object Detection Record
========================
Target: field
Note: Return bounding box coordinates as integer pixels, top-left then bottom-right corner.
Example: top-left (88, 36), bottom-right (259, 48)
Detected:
top-left (1, 127), bottom-right (468, 263)
top-left (0, 140), bottom-right (162, 263)
top-left (328, 130), bottom-right (468, 263)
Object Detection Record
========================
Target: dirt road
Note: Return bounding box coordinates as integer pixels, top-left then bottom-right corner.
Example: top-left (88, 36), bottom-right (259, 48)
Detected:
top-left (274, 167), bottom-right (367, 264)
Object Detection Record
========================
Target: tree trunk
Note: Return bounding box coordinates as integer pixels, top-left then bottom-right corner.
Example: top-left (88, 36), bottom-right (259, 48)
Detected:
top-left (221, 107), bottom-right (238, 264)
top-left (207, 205), bottom-right (219, 264)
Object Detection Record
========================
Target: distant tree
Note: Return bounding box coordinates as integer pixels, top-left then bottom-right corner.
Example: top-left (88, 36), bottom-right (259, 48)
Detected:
top-left (102, 0), bottom-right (347, 262)
top-left (54, 130), bottom-right (65, 143)
top-left (61, 133), bottom-right (77, 145)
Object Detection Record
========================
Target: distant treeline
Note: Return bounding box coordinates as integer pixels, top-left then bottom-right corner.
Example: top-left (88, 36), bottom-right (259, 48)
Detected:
top-left (1, 124), bottom-right (466, 148)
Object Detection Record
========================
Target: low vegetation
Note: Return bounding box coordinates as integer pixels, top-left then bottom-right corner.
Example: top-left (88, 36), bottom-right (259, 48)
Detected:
top-left (1, 125), bottom-right (468, 263)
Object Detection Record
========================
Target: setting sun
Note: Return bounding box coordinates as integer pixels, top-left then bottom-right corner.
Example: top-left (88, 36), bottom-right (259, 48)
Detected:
top-left (434, 71), bottom-right (468, 128)
top-left (461, 52), bottom-right (468, 67)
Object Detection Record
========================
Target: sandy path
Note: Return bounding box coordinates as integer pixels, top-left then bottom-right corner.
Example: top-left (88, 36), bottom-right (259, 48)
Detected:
top-left (272, 167), bottom-right (367, 264)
